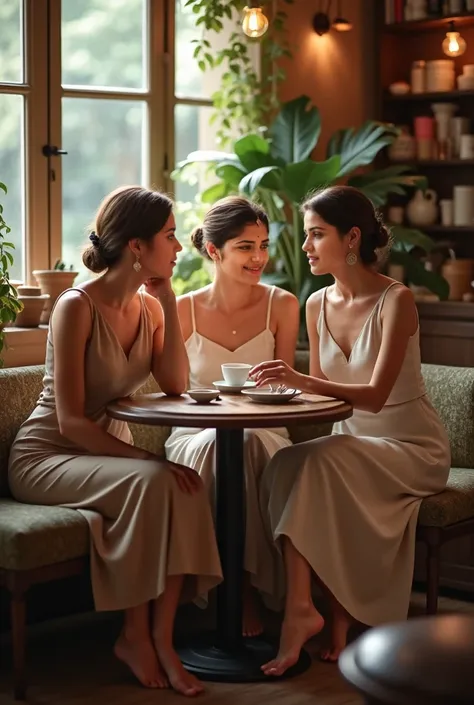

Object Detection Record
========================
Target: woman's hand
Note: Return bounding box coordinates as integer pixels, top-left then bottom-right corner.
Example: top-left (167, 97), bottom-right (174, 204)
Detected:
top-left (250, 359), bottom-right (304, 389)
top-left (144, 277), bottom-right (175, 302)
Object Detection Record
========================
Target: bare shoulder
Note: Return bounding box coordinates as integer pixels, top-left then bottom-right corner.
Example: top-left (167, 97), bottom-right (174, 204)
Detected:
top-left (271, 286), bottom-right (299, 313)
top-left (142, 291), bottom-right (164, 327)
top-left (382, 282), bottom-right (418, 332)
top-left (306, 287), bottom-right (326, 317)
top-left (52, 289), bottom-right (91, 328)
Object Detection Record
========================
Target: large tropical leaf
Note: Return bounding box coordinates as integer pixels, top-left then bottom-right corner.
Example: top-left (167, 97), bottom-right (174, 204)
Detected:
top-left (239, 166), bottom-right (282, 195)
top-left (349, 166), bottom-right (427, 207)
top-left (269, 95), bottom-right (321, 165)
top-left (390, 250), bottom-right (449, 300)
top-left (215, 163), bottom-right (248, 188)
top-left (327, 121), bottom-right (398, 178)
top-left (390, 225), bottom-right (435, 253)
top-left (171, 150), bottom-right (241, 179)
top-left (199, 181), bottom-right (231, 203)
top-left (233, 134), bottom-right (273, 172)
top-left (281, 155), bottom-right (341, 204)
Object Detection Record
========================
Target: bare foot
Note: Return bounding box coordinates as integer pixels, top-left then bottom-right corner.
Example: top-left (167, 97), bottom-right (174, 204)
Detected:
top-left (154, 638), bottom-right (204, 697)
top-left (114, 633), bottom-right (168, 688)
top-left (243, 584), bottom-right (263, 638)
top-left (261, 603), bottom-right (324, 677)
top-left (320, 606), bottom-right (353, 663)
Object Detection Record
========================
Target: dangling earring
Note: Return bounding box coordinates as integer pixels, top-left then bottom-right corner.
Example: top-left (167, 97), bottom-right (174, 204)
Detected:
top-left (133, 253), bottom-right (142, 272)
top-left (346, 246), bottom-right (357, 266)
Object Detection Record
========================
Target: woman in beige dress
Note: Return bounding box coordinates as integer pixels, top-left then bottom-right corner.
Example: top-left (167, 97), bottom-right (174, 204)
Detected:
top-left (250, 186), bottom-right (450, 676)
top-left (165, 196), bottom-right (299, 636)
top-left (8, 186), bottom-right (222, 696)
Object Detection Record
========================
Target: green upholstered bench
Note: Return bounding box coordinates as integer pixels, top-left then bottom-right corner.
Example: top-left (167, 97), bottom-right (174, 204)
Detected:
top-left (1, 361), bottom-right (474, 698)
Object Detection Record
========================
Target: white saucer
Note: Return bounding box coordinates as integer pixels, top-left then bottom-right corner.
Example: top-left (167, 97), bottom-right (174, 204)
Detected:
top-left (241, 388), bottom-right (302, 404)
top-left (213, 380), bottom-right (257, 394)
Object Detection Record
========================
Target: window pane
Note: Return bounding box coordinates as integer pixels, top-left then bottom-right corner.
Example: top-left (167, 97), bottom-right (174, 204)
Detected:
top-left (0, 94), bottom-right (25, 280)
top-left (175, 0), bottom-right (232, 100)
top-left (0, 0), bottom-right (23, 84)
top-left (62, 98), bottom-right (146, 276)
top-left (174, 104), bottom-right (216, 238)
top-left (61, 0), bottom-right (147, 90)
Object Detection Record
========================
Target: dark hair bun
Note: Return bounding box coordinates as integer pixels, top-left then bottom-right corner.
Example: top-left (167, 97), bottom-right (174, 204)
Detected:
top-left (190, 226), bottom-right (205, 254)
top-left (82, 245), bottom-right (108, 274)
top-left (375, 213), bottom-right (391, 249)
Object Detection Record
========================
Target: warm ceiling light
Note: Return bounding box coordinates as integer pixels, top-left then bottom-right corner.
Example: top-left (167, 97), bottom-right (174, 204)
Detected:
top-left (242, 2), bottom-right (269, 39)
top-left (442, 21), bottom-right (466, 57)
top-left (332, 0), bottom-right (352, 31)
top-left (332, 17), bottom-right (352, 31)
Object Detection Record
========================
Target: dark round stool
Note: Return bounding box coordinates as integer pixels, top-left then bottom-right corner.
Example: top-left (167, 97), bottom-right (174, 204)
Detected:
top-left (338, 614), bottom-right (474, 705)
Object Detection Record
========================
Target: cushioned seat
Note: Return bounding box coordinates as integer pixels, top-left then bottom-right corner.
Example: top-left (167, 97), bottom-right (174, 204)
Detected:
top-left (418, 469), bottom-right (474, 528)
top-left (0, 498), bottom-right (89, 571)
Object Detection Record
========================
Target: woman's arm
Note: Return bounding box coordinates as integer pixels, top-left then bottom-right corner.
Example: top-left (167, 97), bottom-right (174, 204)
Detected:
top-left (273, 289), bottom-right (300, 367)
top-left (144, 284), bottom-right (189, 396)
top-left (252, 286), bottom-right (418, 414)
top-left (52, 293), bottom-right (154, 459)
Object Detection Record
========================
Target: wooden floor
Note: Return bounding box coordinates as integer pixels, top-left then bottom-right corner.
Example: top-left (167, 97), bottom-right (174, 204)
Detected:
top-left (0, 592), bottom-right (472, 705)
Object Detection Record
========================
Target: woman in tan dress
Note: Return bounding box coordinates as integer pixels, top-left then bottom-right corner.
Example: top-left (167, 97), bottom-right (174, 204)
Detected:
top-left (165, 197), bottom-right (299, 636)
top-left (250, 186), bottom-right (450, 676)
top-left (8, 186), bottom-right (222, 696)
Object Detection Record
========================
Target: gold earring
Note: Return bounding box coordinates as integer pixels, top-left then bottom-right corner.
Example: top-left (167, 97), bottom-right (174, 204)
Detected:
top-left (346, 245), bottom-right (357, 266)
top-left (133, 254), bottom-right (142, 272)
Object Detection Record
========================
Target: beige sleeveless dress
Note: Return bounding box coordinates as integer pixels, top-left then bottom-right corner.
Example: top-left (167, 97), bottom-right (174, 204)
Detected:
top-left (261, 282), bottom-right (451, 625)
top-left (8, 288), bottom-right (222, 612)
top-left (165, 286), bottom-right (292, 602)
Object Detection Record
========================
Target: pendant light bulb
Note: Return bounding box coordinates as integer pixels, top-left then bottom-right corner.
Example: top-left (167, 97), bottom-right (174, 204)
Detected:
top-left (442, 22), bottom-right (466, 57)
top-left (332, 17), bottom-right (353, 31)
top-left (242, 4), bottom-right (269, 39)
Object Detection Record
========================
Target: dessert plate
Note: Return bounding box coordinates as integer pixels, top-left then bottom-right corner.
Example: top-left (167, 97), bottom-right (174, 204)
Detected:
top-left (241, 388), bottom-right (302, 404)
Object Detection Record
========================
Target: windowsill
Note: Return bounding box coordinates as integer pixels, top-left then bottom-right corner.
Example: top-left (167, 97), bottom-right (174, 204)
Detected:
top-left (2, 326), bottom-right (48, 368)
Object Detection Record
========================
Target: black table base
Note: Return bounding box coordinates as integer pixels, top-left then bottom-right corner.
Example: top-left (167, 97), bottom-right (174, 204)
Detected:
top-left (177, 427), bottom-right (312, 682)
top-left (179, 634), bottom-right (311, 682)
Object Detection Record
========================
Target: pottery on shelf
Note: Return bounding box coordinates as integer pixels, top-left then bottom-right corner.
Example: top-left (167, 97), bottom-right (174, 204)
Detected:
top-left (33, 269), bottom-right (78, 324)
top-left (13, 293), bottom-right (50, 327)
top-left (406, 189), bottom-right (438, 227)
top-left (388, 126), bottom-right (416, 162)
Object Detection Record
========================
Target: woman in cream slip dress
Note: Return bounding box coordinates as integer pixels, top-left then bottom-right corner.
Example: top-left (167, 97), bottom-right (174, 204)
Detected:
top-left (165, 196), bottom-right (300, 636)
top-left (250, 185), bottom-right (451, 677)
top-left (8, 186), bottom-right (222, 697)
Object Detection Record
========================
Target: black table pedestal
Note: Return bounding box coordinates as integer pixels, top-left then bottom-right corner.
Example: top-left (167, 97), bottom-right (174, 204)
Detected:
top-left (178, 428), bottom-right (311, 682)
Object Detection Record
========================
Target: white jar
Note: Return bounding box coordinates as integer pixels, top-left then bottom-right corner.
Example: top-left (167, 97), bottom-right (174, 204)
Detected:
top-left (426, 59), bottom-right (455, 92)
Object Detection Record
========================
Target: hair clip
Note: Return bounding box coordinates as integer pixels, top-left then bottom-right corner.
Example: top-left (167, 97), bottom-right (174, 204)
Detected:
top-left (256, 218), bottom-right (262, 227)
top-left (89, 231), bottom-right (100, 246)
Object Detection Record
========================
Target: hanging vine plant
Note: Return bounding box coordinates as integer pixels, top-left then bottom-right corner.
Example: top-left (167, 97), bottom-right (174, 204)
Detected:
top-left (185, 0), bottom-right (293, 145)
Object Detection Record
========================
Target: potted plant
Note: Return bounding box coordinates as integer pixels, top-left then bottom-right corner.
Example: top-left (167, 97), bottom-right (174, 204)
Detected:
top-left (174, 95), bottom-right (449, 318)
top-left (33, 259), bottom-right (78, 324)
top-left (0, 181), bottom-right (23, 366)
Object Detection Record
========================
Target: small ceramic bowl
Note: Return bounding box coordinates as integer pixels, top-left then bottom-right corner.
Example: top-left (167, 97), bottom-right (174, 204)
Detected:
top-left (187, 389), bottom-right (220, 404)
top-left (389, 81), bottom-right (410, 96)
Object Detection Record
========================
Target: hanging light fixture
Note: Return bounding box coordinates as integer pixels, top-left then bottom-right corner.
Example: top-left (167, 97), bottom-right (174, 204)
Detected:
top-left (312, 0), bottom-right (352, 37)
top-left (442, 21), bottom-right (467, 57)
top-left (242, 1), bottom-right (269, 39)
top-left (332, 0), bottom-right (353, 32)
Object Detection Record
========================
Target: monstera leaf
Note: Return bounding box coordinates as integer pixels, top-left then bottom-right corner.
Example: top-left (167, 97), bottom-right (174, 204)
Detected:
top-left (327, 121), bottom-right (398, 178)
top-left (269, 95), bottom-right (321, 164)
top-left (349, 166), bottom-right (427, 207)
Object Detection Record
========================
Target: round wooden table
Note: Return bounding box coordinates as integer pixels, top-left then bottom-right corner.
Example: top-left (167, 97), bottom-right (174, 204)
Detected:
top-left (107, 391), bottom-right (352, 683)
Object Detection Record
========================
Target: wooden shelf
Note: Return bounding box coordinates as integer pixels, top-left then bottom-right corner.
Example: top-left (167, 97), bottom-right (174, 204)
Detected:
top-left (420, 225), bottom-right (474, 233)
top-left (394, 160), bottom-right (474, 167)
top-left (384, 13), bottom-right (474, 33)
top-left (384, 90), bottom-right (474, 102)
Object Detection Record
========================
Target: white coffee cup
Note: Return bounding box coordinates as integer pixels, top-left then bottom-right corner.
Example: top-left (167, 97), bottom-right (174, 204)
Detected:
top-left (453, 186), bottom-right (474, 226)
top-left (460, 134), bottom-right (474, 160)
top-left (221, 363), bottom-right (252, 386)
top-left (440, 199), bottom-right (454, 226)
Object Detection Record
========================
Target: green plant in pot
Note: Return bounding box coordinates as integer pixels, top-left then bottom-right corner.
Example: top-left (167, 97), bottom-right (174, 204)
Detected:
top-left (174, 96), bottom-right (449, 318)
top-left (33, 258), bottom-right (78, 325)
top-left (0, 182), bottom-right (23, 366)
